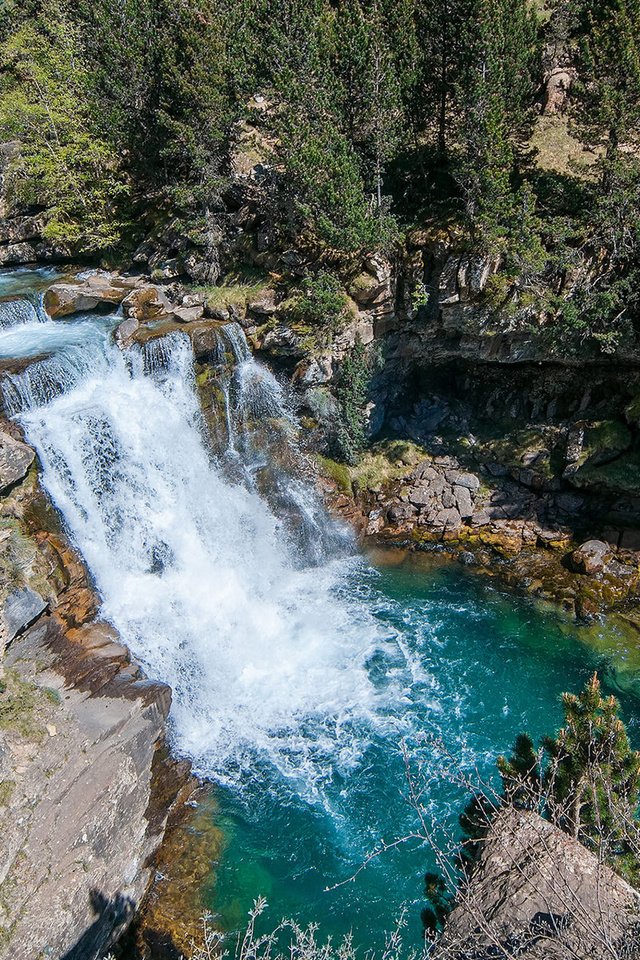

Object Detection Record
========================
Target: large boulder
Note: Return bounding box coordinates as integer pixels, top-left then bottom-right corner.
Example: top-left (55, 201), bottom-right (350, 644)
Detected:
top-left (436, 807), bottom-right (640, 959)
top-left (45, 273), bottom-right (136, 319)
top-left (0, 617), bottom-right (182, 960)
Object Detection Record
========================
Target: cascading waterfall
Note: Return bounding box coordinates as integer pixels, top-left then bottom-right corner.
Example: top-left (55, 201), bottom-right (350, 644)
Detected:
top-left (0, 293), bottom-right (404, 791)
top-left (1, 269), bottom-right (631, 945)
top-left (0, 292), bottom-right (48, 329)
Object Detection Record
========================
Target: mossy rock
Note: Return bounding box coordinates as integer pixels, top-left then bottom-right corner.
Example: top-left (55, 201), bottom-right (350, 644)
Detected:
top-left (579, 420), bottom-right (632, 468)
top-left (571, 447), bottom-right (640, 495)
top-left (316, 455), bottom-right (352, 495)
top-left (625, 395), bottom-right (640, 428)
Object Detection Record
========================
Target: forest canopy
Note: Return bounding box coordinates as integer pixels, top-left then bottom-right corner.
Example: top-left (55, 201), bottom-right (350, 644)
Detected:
top-left (0, 0), bottom-right (639, 351)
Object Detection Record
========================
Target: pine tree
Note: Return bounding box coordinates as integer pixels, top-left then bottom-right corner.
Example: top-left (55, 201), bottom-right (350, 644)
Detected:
top-left (330, 0), bottom-right (403, 210)
top-left (497, 732), bottom-right (542, 810)
top-left (543, 673), bottom-right (640, 876)
top-left (0, 1), bottom-right (130, 251)
top-left (457, 0), bottom-right (541, 252)
top-left (570, 0), bottom-right (640, 184)
top-left (417, 0), bottom-right (471, 157)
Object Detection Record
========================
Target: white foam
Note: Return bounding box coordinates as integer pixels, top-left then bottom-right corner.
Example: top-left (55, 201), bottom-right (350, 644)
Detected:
top-left (17, 324), bottom-right (402, 792)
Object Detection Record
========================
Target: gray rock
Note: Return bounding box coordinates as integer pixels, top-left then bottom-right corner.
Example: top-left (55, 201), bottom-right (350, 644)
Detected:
top-left (172, 304), bottom-right (204, 323)
top-left (248, 290), bottom-right (276, 316)
top-left (570, 539), bottom-right (611, 575)
top-left (453, 484), bottom-right (474, 518)
top-left (114, 317), bottom-right (139, 349)
top-left (442, 489), bottom-right (456, 509)
top-left (0, 431), bottom-right (35, 492)
top-left (2, 586), bottom-right (47, 647)
top-left (446, 470), bottom-right (480, 491)
top-left (436, 807), bottom-right (640, 959)
top-left (408, 484), bottom-right (432, 507)
top-left (435, 506), bottom-right (462, 529)
top-left (387, 502), bottom-right (417, 523)
top-left (411, 461), bottom-right (438, 482)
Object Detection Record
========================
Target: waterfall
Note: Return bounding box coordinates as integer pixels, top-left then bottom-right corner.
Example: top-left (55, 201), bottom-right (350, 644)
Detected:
top-left (1, 299), bottom-right (400, 792)
top-left (0, 293), bottom-right (47, 329)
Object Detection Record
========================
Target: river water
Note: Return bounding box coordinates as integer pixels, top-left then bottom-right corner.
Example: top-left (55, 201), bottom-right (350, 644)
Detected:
top-left (1, 268), bottom-right (639, 951)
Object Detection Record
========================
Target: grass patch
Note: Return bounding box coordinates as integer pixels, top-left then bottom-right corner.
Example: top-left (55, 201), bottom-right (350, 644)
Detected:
top-left (0, 781), bottom-right (14, 806)
top-left (43, 687), bottom-right (61, 706)
top-left (530, 116), bottom-right (600, 178)
top-left (351, 440), bottom-right (427, 491)
top-left (193, 268), bottom-right (273, 311)
top-left (0, 669), bottom-right (44, 740)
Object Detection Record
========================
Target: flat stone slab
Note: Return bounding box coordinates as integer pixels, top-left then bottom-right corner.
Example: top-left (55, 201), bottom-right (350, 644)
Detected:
top-left (0, 431), bottom-right (35, 493)
top-left (2, 586), bottom-right (47, 647)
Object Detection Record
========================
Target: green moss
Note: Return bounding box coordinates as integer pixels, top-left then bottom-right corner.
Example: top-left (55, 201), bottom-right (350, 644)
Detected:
top-left (316, 455), bottom-right (353, 494)
top-left (350, 440), bottom-right (427, 491)
top-left (579, 420), bottom-right (632, 466)
top-left (572, 449), bottom-right (640, 495)
top-left (193, 270), bottom-right (272, 312)
top-left (0, 781), bottom-right (14, 806)
top-left (43, 687), bottom-right (61, 706)
top-left (0, 670), bottom-right (44, 740)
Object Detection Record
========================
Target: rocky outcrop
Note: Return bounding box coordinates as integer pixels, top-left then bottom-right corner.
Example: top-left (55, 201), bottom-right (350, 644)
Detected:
top-left (0, 430), bottom-right (34, 493)
top-left (44, 272), bottom-right (139, 319)
top-left (436, 807), bottom-right (640, 958)
top-left (0, 617), bottom-right (179, 960)
top-left (0, 419), bottom-right (188, 959)
top-left (320, 442), bottom-right (640, 618)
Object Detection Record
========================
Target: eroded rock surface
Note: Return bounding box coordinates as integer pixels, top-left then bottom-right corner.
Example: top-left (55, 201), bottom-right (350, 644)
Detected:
top-left (437, 808), bottom-right (640, 959)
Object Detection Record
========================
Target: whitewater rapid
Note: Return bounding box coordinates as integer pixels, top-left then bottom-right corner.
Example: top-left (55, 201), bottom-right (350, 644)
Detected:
top-left (0, 296), bottom-right (408, 792)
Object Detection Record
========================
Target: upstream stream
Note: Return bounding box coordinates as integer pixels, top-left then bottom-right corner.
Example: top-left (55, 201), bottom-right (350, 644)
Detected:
top-left (2, 268), bottom-right (640, 951)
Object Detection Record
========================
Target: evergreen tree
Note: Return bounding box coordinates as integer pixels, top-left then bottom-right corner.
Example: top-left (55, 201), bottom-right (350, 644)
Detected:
top-left (497, 732), bottom-right (542, 810)
top-left (570, 0), bottom-right (640, 184)
top-left (457, 0), bottom-right (541, 255)
top-left (0, 1), bottom-right (129, 251)
top-left (330, 0), bottom-right (403, 209)
top-left (417, 0), bottom-right (470, 157)
top-left (543, 673), bottom-right (640, 876)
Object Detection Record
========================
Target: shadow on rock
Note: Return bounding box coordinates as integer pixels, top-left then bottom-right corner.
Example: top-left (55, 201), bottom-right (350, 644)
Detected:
top-left (61, 888), bottom-right (135, 960)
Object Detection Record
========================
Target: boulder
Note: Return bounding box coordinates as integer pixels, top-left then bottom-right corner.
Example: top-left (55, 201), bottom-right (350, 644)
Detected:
top-left (248, 289), bottom-right (277, 316)
top-left (446, 470), bottom-right (480, 492)
top-left (121, 285), bottom-right (173, 323)
top-left (570, 539), bottom-right (612, 576)
top-left (409, 484), bottom-right (433, 507)
top-left (45, 274), bottom-right (134, 319)
top-left (171, 304), bottom-right (205, 324)
top-left (436, 807), bottom-right (640, 959)
top-left (1, 586), bottom-right (47, 652)
top-left (453, 484), bottom-right (474, 518)
top-left (0, 431), bottom-right (35, 492)
top-left (114, 317), bottom-right (140, 350)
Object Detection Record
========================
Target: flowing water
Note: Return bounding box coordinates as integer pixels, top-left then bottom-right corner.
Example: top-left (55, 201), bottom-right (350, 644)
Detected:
top-left (2, 268), bottom-right (640, 950)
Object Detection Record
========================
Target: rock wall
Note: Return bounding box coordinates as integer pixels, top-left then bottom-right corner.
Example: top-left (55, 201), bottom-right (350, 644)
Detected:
top-left (0, 418), bottom-right (189, 959)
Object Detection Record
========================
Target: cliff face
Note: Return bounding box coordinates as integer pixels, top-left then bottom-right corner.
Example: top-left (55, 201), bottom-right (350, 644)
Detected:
top-left (0, 421), bottom-right (188, 960)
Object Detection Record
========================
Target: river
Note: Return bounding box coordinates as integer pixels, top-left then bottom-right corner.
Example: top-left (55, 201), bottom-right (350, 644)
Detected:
top-left (1, 267), bottom-right (638, 952)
